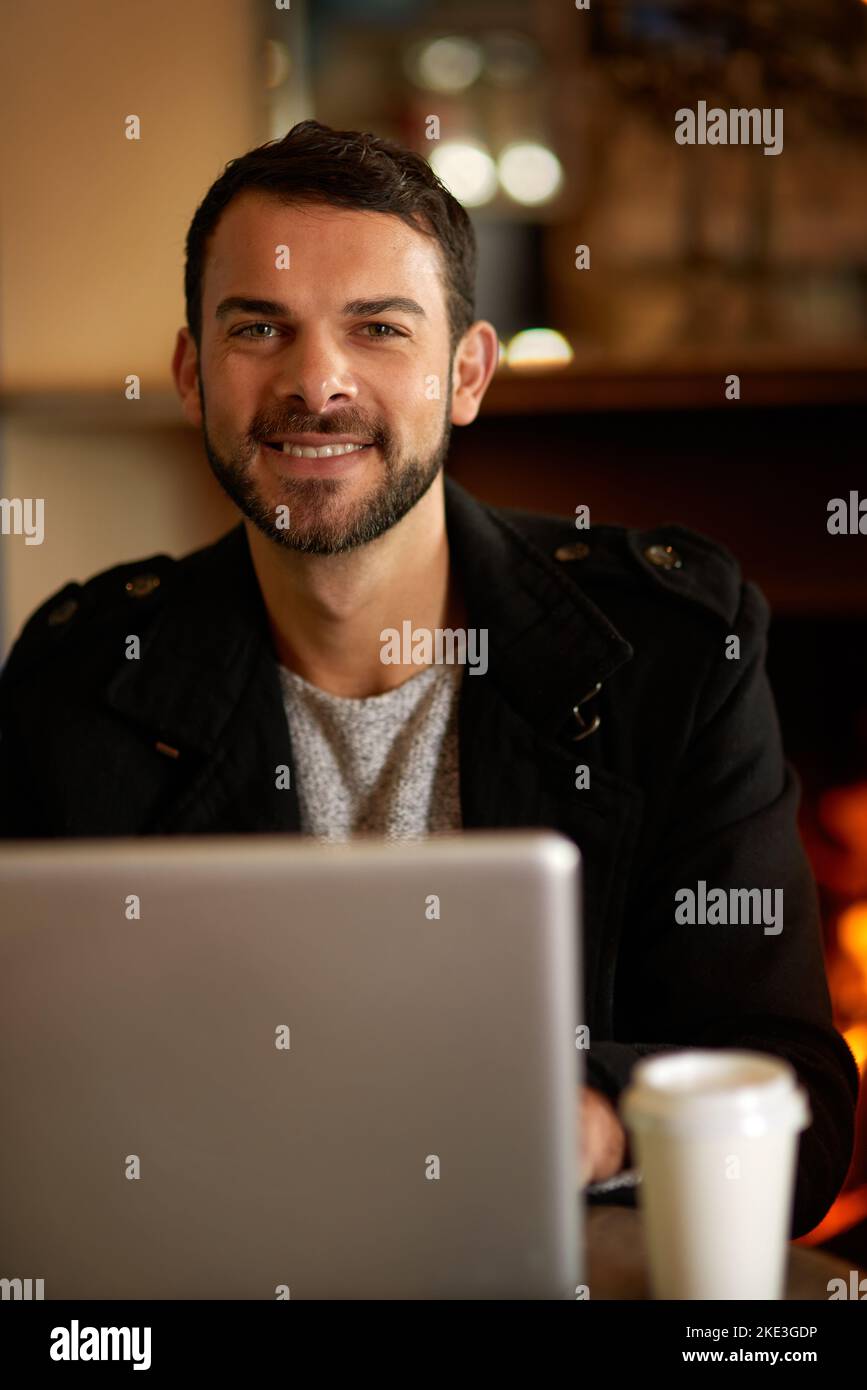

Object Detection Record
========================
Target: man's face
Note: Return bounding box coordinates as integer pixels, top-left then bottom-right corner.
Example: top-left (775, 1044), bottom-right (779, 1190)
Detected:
top-left (189, 192), bottom-right (455, 554)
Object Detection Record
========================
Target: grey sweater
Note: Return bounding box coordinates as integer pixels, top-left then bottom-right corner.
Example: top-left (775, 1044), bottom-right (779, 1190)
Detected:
top-left (276, 661), bottom-right (463, 841)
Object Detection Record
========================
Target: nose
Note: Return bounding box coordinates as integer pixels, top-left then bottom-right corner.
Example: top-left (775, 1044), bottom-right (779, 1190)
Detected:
top-left (272, 328), bottom-right (359, 416)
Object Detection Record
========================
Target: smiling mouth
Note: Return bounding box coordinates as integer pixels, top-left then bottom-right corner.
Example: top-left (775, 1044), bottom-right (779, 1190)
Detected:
top-left (263, 441), bottom-right (372, 459)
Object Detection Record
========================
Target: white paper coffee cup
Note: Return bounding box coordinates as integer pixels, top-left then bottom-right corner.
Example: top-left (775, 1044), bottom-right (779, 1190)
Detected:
top-left (620, 1050), bottom-right (811, 1300)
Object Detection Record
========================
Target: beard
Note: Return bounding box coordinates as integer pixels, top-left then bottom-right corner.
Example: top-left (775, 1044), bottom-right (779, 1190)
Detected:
top-left (198, 376), bottom-right (453, 556)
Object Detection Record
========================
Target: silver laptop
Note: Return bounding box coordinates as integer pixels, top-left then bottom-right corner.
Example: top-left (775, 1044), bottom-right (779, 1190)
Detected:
top-left (0, 830), bottom-right (582, 1300)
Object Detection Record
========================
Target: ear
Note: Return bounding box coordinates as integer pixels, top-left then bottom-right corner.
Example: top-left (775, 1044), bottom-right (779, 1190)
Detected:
top-left (450, 321), bottom-right (500, 427)
top-left (171, 327), bottom-right (203, 428)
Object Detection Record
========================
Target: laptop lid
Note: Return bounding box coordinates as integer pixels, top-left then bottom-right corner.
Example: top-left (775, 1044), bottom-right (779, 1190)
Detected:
top-left (0, 830), bottom-right (582, 1299)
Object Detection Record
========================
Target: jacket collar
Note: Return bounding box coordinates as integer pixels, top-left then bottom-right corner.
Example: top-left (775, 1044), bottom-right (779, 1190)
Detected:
top-left (442, 475), bottom-right (632, 739)
top-left (103, 474), bottom-right (634, 755)
top-left (104, 521), bottom-right (271, 757)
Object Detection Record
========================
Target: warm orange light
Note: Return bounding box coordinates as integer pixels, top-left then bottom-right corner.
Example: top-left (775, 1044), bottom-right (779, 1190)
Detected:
top-left (800, 790), bottom-right (867, 1250)
top-left (822, 783), bottom-right (867, 847)
top-left (843, 1021), bottom-right (867, 1073)
top-left (839, 902), bottom-right (867, 979)
top-left (796, 1184), bottom-right (867, 1246)
top-left (812, 783), bottom-right (867, 895)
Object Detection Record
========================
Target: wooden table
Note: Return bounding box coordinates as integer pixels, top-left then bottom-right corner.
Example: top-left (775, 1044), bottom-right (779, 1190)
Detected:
top-left (585, 1206), bottom-right (865, 1299)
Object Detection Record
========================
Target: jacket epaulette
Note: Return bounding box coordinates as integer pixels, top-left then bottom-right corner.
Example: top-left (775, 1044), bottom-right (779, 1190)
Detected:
top-left (621, 522), bottom-right (744, 627)
top-left (495, 504), bottom-right (746, 629)
top-left (0, 552), bottom-right (176, 690)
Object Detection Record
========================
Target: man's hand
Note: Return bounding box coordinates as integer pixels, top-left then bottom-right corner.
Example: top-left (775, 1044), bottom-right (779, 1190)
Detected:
top-left (576, 1085), bottom-right (628, 1187)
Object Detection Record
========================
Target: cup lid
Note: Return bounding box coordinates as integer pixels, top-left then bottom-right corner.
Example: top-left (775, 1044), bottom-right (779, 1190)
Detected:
top-left (620, 1049), bottom-right (811, 1137)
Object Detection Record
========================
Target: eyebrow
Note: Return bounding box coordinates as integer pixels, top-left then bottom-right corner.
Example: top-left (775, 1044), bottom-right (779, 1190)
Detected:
top-left (215, 295), bottom-right (428, 322)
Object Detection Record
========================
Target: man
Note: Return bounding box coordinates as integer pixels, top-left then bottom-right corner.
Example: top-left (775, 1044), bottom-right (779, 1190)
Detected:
top-left (0, 121), bottom-right (858, 1235)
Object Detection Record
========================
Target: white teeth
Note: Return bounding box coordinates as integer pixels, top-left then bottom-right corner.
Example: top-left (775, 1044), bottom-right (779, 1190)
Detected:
top-left (278, 441), bottom-right (368, 458)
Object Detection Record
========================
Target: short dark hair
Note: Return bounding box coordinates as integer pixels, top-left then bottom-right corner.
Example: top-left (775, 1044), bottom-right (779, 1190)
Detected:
top-left (184, 119), bottom-right (477, 354)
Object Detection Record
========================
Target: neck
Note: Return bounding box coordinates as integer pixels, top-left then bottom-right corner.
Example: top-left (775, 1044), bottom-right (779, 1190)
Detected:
top-left (245, 474), bottom-right (464, 697)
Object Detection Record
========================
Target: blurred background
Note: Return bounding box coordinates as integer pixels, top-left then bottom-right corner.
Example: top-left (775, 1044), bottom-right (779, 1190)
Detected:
top-left (1, 0), bottom-right (866, 1258)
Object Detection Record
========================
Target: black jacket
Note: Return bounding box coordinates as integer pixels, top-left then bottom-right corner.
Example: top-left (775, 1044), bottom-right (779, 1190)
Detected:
top-left (0, 475), bottom-right (858, 1237)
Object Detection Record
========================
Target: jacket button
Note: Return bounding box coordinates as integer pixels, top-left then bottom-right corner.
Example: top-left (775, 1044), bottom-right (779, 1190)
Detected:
top-left (47, 597), bottom-right (79, 626)
top-left (644, 543), bottom-right (682, 570)
top-left (554, 541), bottom-right (590, 561)
top-left (125, 573), bottom-right (161, 598)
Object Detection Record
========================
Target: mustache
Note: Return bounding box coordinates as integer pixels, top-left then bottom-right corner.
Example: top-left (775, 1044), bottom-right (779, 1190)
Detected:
top-left (252, 416), bottom-right (381, 441)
